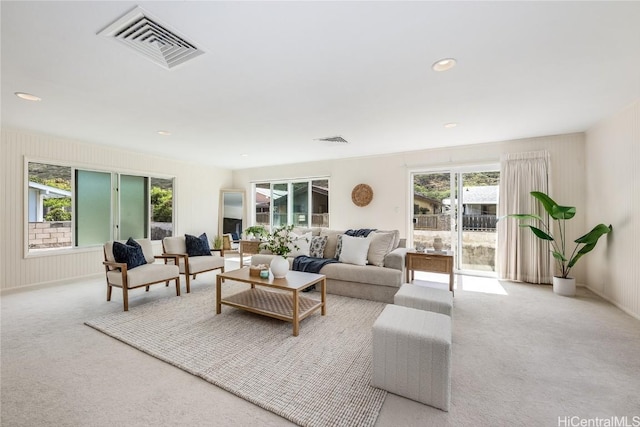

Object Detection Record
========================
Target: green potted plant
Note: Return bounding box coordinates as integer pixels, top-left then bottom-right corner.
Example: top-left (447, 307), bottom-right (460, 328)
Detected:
top-left (212, 234), bottom-right (223, 250)
top-left (509, 191), bottom-right (612, 296)
top-left (244, 225), bottom-right (269, 240)
top-left (260, 224), bottom-right (300, 278)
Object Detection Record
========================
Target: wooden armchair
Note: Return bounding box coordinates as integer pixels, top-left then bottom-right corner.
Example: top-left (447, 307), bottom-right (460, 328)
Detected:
top-left (162, 235), bottom-right (225, 293)
top-left (103, 239), bottom-right (181, 311)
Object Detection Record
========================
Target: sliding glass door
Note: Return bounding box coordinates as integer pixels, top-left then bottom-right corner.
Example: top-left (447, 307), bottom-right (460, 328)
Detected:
top-left (412, 167), bottom-right (499, 275)
top-left (457, 171), bottom-right (500, 273)
top-left (412, 171), bottom-right (454, 253)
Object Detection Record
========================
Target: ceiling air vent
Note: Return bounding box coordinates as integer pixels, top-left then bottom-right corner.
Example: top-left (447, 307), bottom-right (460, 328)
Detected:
top-left (316, 136), bottom-right (349, 144)
top-left (98, 6), bottom-right (204, 70)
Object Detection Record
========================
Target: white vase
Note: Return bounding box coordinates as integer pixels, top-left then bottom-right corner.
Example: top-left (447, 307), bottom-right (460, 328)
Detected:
top-left (553, 276), bottom-right (576, 297)
top-left (270, 256), bottom-right (289, 278)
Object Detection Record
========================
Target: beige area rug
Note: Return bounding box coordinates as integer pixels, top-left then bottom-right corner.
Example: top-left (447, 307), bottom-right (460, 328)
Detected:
top-left (85, 284), bottom-right (387, 427)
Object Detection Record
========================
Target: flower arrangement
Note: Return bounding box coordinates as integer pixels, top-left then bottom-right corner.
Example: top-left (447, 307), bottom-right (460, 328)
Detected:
top-left (260, 224), bottom-right (300, 258)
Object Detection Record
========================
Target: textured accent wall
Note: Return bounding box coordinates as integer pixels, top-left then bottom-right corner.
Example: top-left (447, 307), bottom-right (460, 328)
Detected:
top-left (0, 129), bottom-right (232, 291)
top-left (585, 101), bottom-right (640, 319)
top-left (232, 133), bottom-right (588, 280)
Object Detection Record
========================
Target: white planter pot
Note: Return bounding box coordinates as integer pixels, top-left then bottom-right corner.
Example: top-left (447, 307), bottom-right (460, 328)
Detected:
top-left (553, 276), bottom-right (576, 297)
top-left (270, 256), bottom-right (289, 279)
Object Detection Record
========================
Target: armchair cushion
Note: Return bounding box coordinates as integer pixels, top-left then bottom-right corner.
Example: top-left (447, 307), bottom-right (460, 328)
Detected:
top-left (185, 233), bottom-right (212, 257)
top-left (181, 255), bottom-right (225, 275)
top-left (106, 263), bottom-right (179, 288)
top-left (112, 238), bottom-right (147, 270)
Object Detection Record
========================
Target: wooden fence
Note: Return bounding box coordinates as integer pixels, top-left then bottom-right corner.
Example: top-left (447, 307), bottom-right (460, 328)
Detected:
top-left (413, 214), bottom-right (497, 231)
top-left (255, 213), bottom-right (329, 228)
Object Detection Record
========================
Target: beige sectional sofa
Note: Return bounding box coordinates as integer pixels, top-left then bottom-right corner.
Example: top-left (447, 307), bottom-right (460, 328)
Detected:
top-left (251, 227), bottom-right (407, 303)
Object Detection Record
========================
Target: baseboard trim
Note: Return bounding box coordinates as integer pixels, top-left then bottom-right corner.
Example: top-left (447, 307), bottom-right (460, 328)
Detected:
top-left (0, 273), bottom-right (103, 295)
top-left (586, 285), bottom-right (640, 321)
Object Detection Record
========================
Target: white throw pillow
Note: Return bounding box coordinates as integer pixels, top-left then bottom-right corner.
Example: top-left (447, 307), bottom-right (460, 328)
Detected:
top-left (367, 232), bottom-right (396, 267)
top-left (288, 232), bottom-right (312, 257)
top-left (339, 235), bottom-right (371, 266)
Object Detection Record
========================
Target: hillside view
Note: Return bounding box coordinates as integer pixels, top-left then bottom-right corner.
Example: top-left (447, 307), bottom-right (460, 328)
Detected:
top-left (414, 172), bottom-right (499, 202)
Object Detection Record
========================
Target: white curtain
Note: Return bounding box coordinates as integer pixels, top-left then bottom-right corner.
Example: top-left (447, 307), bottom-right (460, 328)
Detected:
top-left (497, 151), bottom-right (552, 284)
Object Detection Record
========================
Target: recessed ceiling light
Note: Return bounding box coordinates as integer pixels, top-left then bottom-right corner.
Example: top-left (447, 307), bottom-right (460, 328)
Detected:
top-left (432, 58), bottom-right (457, 72)
top-left (157, 130), bottom-right (171, 136)
top-left (15, 92), bottom-right (41, 101)
top-left (240, 153), bottom-right (249, 157)
top-left (444, 122), bottom-right (458, 128)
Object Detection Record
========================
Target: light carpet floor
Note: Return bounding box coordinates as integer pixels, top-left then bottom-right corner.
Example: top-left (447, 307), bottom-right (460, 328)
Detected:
top-left (2, 263), bottom-right (640, 426)
top-left (85, 284), bottom-right (387, 427)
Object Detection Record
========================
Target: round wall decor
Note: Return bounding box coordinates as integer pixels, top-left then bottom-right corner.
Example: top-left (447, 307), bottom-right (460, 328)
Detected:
top-left (351, 183), bottom-right (373, 207)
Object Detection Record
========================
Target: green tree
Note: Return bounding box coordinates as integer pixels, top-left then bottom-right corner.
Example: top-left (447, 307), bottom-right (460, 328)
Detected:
top-left (44, 199), bottom-right (71, 221)
top-left (151, 186), bottom-right (172, 222)
top-left (30, 177), bottom-right (72, 221)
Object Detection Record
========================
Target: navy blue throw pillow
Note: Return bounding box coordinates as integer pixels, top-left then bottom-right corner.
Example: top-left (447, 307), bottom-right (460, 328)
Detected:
top-left (113, 239), bottom-right (147, 270)
top-left (185, 233), bottom-right (212, 257)
top-left (126, 237), bottom-right (141, 250)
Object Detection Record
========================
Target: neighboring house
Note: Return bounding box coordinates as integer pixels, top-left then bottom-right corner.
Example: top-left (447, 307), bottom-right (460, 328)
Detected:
top-left (442, 185), bottom-right (499, 215)
top-left (460, 185), bottom-right (499, 231)
top-left (413, 193), bottom-right (443, 214)
top-left (28, 181), bottom-right (71, 222)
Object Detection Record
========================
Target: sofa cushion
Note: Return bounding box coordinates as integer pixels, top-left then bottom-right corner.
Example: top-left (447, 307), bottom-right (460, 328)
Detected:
top-left (377, 229), bottom-right (401, 249)
top-left (334, 234), bottom-right (344, 259)
top-left (288, 231), bottom-right (312, 257)
top-left (319, 229), bottom-right (344, 259)
top-left (368, 232), bottom-right (396, 267)
top-left (113, 239), bottom-right (147, 270)
top-left (319, 262), bottom-right (403, 288)
top-left (185, 233), bottom-right (211, 257)
top-left (309, 235), bottom-right (328, 258)
top-left (339, 235), bottom-right (371, 266)
top-left (292, 227), bottom-right (321, 237)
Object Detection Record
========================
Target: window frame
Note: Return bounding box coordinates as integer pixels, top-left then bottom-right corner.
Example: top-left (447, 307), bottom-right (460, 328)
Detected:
top-left (24, 157), bottom-right (175, 258)
top-left (251, 176), bottom-right (330, 230)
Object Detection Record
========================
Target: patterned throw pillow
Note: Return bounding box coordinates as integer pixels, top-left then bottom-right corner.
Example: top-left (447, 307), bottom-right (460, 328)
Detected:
top-left (309, 235), bottom-right (328, 258)
top-left (113, 239), bottom-right (147, 270)
top-left (288, 232), bottom-right (312, 257)
top-left (334, 234), bottom-right (344, 260)
top-left (185, 233), bottom-right (212, 257)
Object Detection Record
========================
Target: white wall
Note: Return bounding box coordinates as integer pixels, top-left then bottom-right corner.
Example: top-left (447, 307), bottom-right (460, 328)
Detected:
top-left (233, 132), bottom-right (588, 281)
top-left (0, 128), bottom-right (232, 291)
top-left (585, 101), bottom-right (640, 319)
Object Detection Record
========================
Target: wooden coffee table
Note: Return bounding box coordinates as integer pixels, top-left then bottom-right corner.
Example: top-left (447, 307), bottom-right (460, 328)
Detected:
top-left (216, 267), bottom-right (326, 336)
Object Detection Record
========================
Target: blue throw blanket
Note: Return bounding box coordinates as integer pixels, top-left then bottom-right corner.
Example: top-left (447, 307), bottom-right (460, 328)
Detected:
top-left (345, 228), bottom-right (376, 237)
top-left (292, 256), bottom-right (339, 274)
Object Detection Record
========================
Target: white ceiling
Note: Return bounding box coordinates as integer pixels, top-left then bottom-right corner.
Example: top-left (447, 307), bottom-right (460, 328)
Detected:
top-left (2, 1), bottom-right (640, 170)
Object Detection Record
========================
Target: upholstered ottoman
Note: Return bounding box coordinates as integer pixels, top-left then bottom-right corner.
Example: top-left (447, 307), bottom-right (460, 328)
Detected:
top-left (372, 304), bottom-right (452, 411)
top-left (394, 283), bottom-right (453, 316)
